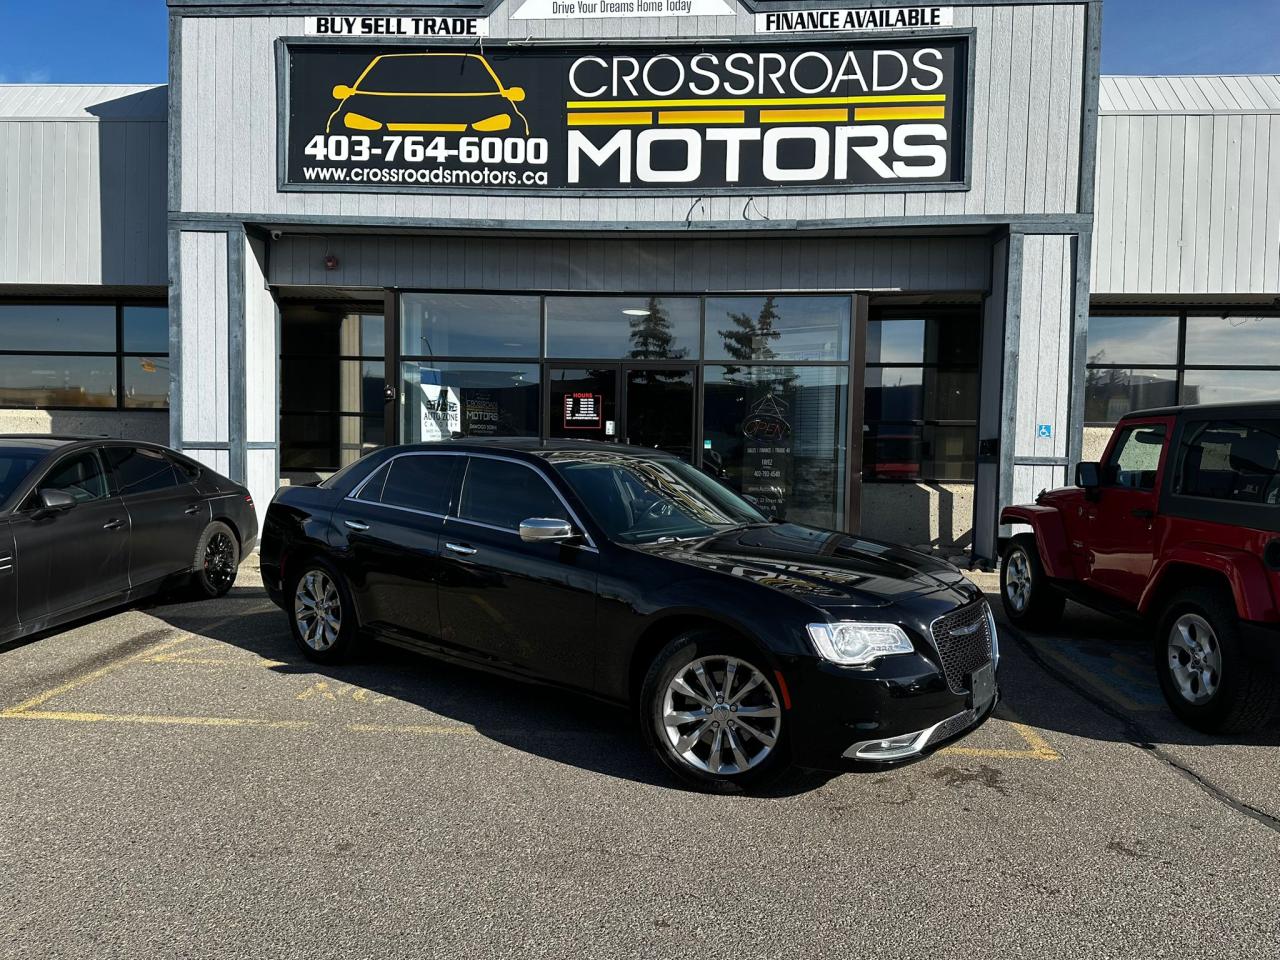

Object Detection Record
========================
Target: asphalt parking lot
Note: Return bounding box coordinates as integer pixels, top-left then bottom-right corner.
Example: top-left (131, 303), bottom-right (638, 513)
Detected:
top-left (2, 564), bottom-right (1278, 960)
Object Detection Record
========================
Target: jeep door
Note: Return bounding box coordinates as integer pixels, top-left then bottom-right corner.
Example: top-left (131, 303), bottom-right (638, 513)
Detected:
top-left (1084, 418), bottom-right (1173, 601)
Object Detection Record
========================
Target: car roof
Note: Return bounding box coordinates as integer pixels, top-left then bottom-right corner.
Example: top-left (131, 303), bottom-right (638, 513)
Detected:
top-left (1122, 401), bottom-right (1280, 420)
top-left (0, 435), bottom-right (98, 453)
top-left (391, 438), bottom-right (680, 460)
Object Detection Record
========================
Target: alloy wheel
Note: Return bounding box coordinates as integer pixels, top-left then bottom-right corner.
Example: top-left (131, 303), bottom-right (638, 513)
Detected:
top-left (661, 655), bottom-right (782, 776)
top-left (1005, 549), bottom-right (1032, 613)
top-left (1168, 613), bottom-right (1222, 705)
top-left (203, 532), bottom-right (237, 592)
top-left (295, 570), bottom-right (342, 652)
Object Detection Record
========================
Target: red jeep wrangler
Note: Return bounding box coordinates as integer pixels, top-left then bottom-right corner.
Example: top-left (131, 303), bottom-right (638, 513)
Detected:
top-left (1000, 403), bottom-right (1280, 733)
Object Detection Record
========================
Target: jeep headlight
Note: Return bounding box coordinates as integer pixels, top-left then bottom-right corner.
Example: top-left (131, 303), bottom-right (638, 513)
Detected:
top-left (806, 622), bottom-right (915, 666)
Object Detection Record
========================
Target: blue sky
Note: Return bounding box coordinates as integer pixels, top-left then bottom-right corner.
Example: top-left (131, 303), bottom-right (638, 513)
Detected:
top-left (0, 0), bottom-right (1277, 84)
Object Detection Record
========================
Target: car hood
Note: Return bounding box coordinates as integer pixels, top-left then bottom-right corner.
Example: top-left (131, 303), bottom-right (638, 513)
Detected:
top-left (635, 522), bottom-right (976, 611)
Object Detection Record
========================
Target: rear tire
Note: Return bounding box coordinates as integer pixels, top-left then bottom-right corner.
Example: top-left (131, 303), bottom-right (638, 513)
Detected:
top-left (1000, 534), bottom-right (1066, 630)
top-left (287, 559), bottom-right (360, 663)
top-left (639, 630), bottom-right (790, 793)
top-left (1155, 587), bottom-right (1279, 733)
top-left (191, 521), bottom-right (239, 599)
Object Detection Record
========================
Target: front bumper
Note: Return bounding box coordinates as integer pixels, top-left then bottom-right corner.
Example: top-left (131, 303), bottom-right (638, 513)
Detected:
top-left (784, 653), bottom-right (998, 771)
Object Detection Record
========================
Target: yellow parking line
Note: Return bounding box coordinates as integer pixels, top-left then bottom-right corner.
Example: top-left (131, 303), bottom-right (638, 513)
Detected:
top-left (938, 715), bottom-right (1062, 762)
top-left (0, 636), bottom-right (192, 716)
top-left (1, 709), bottom-right (479, 738)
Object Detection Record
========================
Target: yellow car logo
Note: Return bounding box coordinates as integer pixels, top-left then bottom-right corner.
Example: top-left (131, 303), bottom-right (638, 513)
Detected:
top-left (326, 53), bottom-right (530, 136)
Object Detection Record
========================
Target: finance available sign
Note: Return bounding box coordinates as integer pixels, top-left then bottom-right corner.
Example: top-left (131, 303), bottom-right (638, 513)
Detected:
top-left (283, 38), bottom-right (968, 192)
top-left (756, 6), bottom-right (954, 34)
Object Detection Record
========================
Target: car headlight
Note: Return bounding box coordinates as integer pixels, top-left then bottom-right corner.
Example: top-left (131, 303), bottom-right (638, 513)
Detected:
top-left (806, 622), bottom-right (915, 666)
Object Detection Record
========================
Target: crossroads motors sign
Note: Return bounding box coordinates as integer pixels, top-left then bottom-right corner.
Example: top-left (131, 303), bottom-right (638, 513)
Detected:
top-left (282, 38), bottom-right (968, 193)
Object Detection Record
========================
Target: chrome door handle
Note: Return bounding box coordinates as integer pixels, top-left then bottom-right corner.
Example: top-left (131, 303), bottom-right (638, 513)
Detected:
top-left (344, 520), bottom-right (370, 531)
top-left (184, 505), bottom-right (202, 515)
top-left (444, 542), bottom-right (477, 556)
top-left (103, 519), bottom-right (125, 531)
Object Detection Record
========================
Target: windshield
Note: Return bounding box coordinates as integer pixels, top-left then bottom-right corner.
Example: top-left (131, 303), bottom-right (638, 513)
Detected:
top-left (550, 454), bottom-right (767, 545)
top-left (357, 55), bottom-right (502, 96)
top-left (0, 452), bottom-right (44, 507)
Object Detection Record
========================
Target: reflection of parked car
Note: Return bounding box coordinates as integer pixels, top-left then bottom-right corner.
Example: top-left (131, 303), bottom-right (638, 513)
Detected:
top-left (0, 436), bottom-right (257, 647)
top-left (262, 439), bottom-right (998, 792)
top-left (1000, 402), bottom-right (1280, 733)
top-left (326, 53), bottom-right (529, 135)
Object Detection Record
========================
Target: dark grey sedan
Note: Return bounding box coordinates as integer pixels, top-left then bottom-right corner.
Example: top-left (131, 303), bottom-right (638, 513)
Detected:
top-left (0, 435), bottom-right (257, 646)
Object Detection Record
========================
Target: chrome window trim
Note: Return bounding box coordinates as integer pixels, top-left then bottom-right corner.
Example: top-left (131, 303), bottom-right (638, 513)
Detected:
top-left (343, 449), bottom-right (599, 552)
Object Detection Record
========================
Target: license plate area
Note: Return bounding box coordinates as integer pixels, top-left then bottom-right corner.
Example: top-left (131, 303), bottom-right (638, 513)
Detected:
top-left (968, 662), bottom-right (996, 709)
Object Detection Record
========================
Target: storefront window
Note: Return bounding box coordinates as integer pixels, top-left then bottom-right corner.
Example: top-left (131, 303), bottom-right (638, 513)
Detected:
top-left (863, 310), bottom-right (980, 482)
top-left (401, 293), bottom-right (540, 359)
top-left (280, 305), bottom-right (385, 471)
top-left (546, 297), bottom-right (699, 360)
top-left (401, 361), bottom-right (540, 442)
top-left (703, 365), bottom-right (848, 529)
top-left (1086, 312), bottom-right (1280, 423)
top-left (0, 302), bottom-right (169, 411)
top-left (704, 296), bottom-right (850, 362)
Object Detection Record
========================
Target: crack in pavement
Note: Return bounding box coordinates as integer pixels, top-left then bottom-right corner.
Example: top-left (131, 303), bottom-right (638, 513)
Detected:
top-left (1003, 622), bottom-right (1280, 836)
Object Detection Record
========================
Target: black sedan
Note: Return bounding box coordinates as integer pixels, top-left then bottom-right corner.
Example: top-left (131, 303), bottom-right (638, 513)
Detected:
top-left (0, 435), bottom-right (257, 647)
top-left (261, 440), bottom-right (997, 791)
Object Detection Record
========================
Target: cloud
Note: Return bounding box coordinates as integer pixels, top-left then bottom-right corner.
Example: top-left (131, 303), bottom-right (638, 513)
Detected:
top-left (22, 68), bottom-right (51, 83)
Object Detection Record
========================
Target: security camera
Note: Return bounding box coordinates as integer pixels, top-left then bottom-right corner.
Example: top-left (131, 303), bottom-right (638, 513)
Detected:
top-left (270, 229), bottom-right (283, 241)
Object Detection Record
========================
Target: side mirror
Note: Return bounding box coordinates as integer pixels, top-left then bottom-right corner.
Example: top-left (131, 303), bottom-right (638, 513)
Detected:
top-left (519, 517), bottom-right (576, 543)
top-left (504, 86), bottom-right (526, 103)
top-left (1076, 462), bottom-right (1101, 491)
top-left (331, 84), bottom-right (354, 100)
top-left (37, 488), bottom-right (77, 516)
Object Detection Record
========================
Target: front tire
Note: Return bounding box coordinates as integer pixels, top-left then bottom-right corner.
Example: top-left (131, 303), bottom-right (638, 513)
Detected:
top-left (191, 521), bottom-right (239, 599)
top-left (1000, 534), bottom-right (1066, 630)
top-left (1155, 587), bottom-right (1279, 733)
top-left (288, 560), bottom-right (359, 663)
top-left (640, 631), bottom-right (790, 793)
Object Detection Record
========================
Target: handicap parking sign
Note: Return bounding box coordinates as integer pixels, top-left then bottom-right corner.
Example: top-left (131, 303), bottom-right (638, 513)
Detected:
top-left (1037, 423), bottom-right (1053, 439)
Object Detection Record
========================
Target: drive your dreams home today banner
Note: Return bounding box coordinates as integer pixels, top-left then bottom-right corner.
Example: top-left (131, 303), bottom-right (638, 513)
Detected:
top-left (283, 38), bottom-right (968, 192)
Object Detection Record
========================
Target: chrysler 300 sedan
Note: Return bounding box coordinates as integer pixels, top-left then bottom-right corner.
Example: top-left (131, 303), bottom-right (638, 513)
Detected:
top-left (261, 440), bottom-right (998, 791)
top-left (0, 435), bottom-right (257, 648)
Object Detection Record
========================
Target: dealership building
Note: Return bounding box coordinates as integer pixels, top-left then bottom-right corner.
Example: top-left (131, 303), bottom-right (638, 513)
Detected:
top-left (1, 0), bottom-right (1277, 565)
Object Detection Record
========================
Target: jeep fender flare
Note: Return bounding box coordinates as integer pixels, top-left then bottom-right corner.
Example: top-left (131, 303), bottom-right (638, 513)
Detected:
top-left (999, 505), bottom-right (1074, 579)
top-left (1140, 545), bottom-right (1279, 622)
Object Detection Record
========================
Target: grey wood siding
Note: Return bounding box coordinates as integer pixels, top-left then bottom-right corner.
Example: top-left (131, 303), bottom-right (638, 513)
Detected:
top-left (178, 230), bottom-right (230, 444)
top-left (0, 112), bottom-right (166, 287)
top-left (1013, 233), bottom-right (1072, 460)
top-left (268, 234), bottom-right (990, 291)
top-left (1092, 110), bottom-right (1280, 296)
top-left (176, 2), bottom-right (1088, 224)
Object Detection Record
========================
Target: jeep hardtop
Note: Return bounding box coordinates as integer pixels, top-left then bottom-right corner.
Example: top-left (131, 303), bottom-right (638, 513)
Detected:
top-left (1000, 402), bottom-right (1280, 732)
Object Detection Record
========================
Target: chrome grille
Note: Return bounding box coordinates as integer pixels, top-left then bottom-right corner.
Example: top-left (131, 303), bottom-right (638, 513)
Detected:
top-left (930, 601), bottom-right (995, 695)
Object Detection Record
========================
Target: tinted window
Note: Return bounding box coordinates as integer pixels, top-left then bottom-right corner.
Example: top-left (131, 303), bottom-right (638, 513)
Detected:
top-left (106, 447), bottom-right (180, 496)
top-left (457, 458), bottom-right (568, 531)
top-left (400, 293), bottom-right (540, 359)
top-left (1087, 315), bottom-right (1179, 366)
top-left (379, 455), bottom-right (456, 514)
top-left (0, 452), bottom-right (44, 506)
top-left (1105, 425), bottom-right (1166, 490)
top-left (546, 297), bottom-right (700, 360)
top-left (0, 304), bottom-right (116, 352)
top-left (705, 296), bottom-right (850, 362)
top-left (122, 306), bottom-right (170, 354)
top-left (554, 456), bottom-right (762, 544)
top-left (39, 452), bottom-right (109, 503)
top-left (1177, 420), bottom-right (1280, 505)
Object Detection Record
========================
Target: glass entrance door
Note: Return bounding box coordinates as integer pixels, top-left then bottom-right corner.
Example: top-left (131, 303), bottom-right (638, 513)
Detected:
top-left (546, 364), bottom-right (696, 461)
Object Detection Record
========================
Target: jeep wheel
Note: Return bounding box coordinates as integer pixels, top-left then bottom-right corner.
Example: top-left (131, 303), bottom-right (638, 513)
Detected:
top-left (1000, 534), bottom-right (1066, 630)
top-left (1156, 587), bottom-right (1279, 733)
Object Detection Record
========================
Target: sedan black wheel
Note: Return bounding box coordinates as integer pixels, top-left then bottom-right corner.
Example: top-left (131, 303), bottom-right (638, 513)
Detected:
top-left (288, 561), bottom-right (359, 662)
top-left (191, 521), bottom-right (239, 599)
top-left (641, 631), bottom-right (788, 792)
